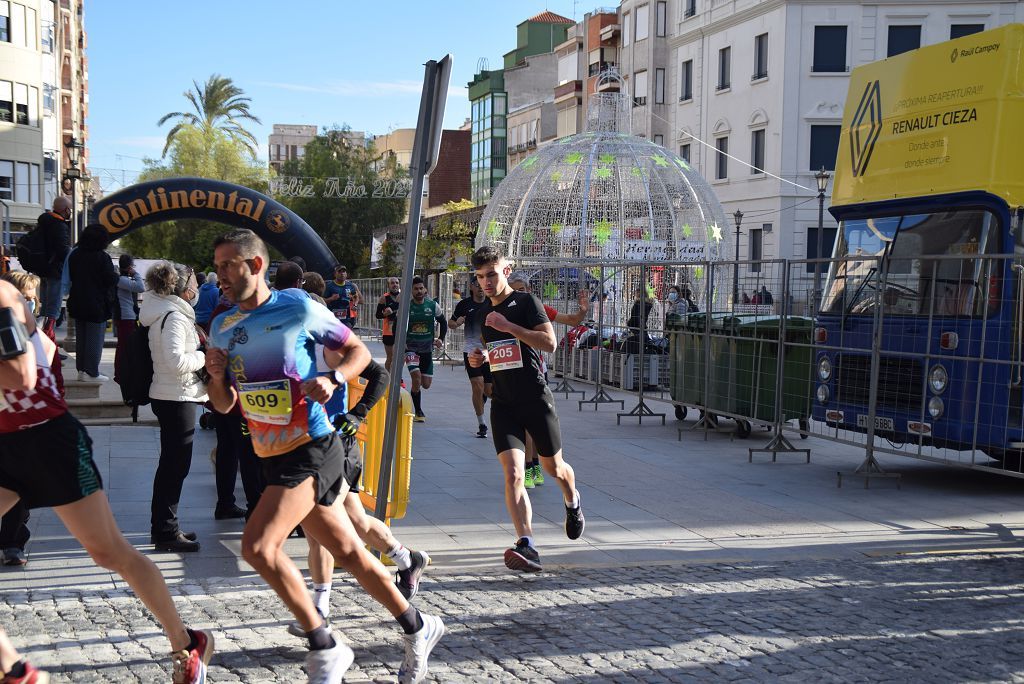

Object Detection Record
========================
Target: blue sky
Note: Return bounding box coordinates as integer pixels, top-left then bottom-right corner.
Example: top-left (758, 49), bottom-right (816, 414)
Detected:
top-left (86, 0), bottom-right (580, 193)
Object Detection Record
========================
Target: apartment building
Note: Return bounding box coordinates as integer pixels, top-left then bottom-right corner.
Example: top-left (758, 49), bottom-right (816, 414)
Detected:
top-left (1, 0), bottom-right (88, 237)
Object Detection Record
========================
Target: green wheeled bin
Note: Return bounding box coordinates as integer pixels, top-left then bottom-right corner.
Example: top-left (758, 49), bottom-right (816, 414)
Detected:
top-left (732, 316), bottom-right (814, 431)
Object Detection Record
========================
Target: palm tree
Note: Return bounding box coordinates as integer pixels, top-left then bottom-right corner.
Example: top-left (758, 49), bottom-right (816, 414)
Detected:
top-left (157, 74), bottom-right (262, 158)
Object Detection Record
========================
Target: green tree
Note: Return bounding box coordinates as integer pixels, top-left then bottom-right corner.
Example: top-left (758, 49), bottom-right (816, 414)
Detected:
top-left (416, 199), bottom-right (476, 274)
top-left (116, 125), bottom-right (270, 268)
top-left (157, 74), bottom-right (261, 158)
top-left (276, 127), bottom-right (406, 276)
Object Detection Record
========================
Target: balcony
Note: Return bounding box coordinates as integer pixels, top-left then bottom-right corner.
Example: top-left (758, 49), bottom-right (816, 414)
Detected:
top-left (554, 80), bottom-right (582, 104)
top-left (599, 23), bottom-right (620, 41)
top-left (595, 78), bottom-right (620, 93)
top-left (526, 139), bottom-right (537, 149)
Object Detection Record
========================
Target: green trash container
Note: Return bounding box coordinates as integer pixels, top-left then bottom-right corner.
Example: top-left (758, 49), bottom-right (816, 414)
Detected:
top-left (705, 315), bottom-right (740, 416)
top-left (733, 316), bottom-right (814, 423)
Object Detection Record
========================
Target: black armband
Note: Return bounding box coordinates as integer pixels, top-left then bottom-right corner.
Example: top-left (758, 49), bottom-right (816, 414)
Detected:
top-left (0, 307), bottom-right (30, 360)
top-left (352, 359), bottom-right (389, 420)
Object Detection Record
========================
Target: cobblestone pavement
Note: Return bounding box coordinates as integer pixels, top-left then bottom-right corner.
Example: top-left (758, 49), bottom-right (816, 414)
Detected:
top-left (2, 551), bottom-right (1023, 682)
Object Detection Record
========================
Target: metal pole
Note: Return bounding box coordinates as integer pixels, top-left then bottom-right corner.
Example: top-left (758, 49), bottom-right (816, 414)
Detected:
top-left (374, 57), bottom-right (449, 523)
top-left (813, 188), bottom-right (825, 312)
top-left (0, 198), bottom-right (9, 254)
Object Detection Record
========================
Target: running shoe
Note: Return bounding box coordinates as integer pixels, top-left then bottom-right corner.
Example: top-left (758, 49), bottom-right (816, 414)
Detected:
top-left (503, 538), bottom-right (542, 572)
top-left (532, 464), bottom-right (545, 486)
top-left (398, 613), bottom-right (445, 684)
top-left (414, 411), bottom-right (426, 423)
top-left (524, 467), bottom-right (535, 489)
top-left (287, 613), bottom-right (331, 638)
top-left (306, 632), bottom-right (354, 684)
top-left (476, 424), bottom-right (488, 439)
top-left (395, 550), bottom-right (430, 600)
top-left (171, 629), bottom-right (214, 684)
top-left (0, 661), bottom-right (49, 683)
top-left (565, 491), bottom-right (585, 540)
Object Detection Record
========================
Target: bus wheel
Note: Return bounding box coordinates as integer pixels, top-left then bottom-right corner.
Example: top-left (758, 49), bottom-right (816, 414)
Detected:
top-left (674, 405), bottom-right (688, 421)
top-left (735, 420), bottom-right (751, 439)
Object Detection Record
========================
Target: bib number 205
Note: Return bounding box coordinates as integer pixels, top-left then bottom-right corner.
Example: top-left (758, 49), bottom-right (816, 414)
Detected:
top-left (487, 338), bottom-right (524, 372)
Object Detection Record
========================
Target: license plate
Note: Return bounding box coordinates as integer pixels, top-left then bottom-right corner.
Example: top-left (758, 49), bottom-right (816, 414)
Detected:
top-left (856, 414), bottom-right (895, 431)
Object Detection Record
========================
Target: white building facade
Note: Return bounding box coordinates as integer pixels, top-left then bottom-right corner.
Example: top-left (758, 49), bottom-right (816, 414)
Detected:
top-left (617, 0), bottom-right (1024, 283)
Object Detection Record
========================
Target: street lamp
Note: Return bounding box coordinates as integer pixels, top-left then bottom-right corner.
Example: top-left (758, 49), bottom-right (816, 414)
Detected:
top-left (812, 167), bottom-right (831, 313)
top-left (732, 209), bottom-right (743, 306)
top-left (63, 136), bottom-right (84, 243)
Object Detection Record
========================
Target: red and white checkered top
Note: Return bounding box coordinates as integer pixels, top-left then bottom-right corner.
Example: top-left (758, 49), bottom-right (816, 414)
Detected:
top-left (0, 332), bottom-right (67, 432)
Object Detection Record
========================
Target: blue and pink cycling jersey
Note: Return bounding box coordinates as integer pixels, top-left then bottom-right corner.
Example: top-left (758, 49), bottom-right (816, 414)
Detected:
top-left (210, 289), bottom-right (350, 457)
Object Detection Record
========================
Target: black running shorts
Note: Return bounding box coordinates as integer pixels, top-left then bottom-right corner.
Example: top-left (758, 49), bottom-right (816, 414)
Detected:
top-left (490, 388), bottom-right (562, 457)
top-left (463, 353), bottom-right (493, 383)
top-left (382, 334), bottom-right (395, 347)
top-left (341, 435), bottom-right (362, 493)
top-left (260, 431), bottom-right (358, 506)
top-left (0, 412), bottom-right (103, 509)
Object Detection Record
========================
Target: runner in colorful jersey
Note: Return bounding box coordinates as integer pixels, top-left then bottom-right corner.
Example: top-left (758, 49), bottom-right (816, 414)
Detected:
top-left (448, 276), bottom-right (492, 438)
top-left (508, 272), bottom-right (590, 488)
top-left (206, 230), bottom-right (443, 683)
top-left (324, 264), bottom-right (361, 329)
top-left (287, 352), bottom-right (430, 639)
top-left (375, 276), bottom-right (401, 371)
top-left (467, 246), bottom-right (585, 573)
top-left (0, 279), bottom-right (214, 683)
top-left (404, 276), bottom-right (447, 423)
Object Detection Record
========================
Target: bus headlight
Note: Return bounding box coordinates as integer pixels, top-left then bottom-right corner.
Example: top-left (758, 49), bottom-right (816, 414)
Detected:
top-left (816, 384), bottom-right (830, 404)
top-left (928, 397), bottom-right (944, 418)
top-left (818, 357), bottom-right (832, 382)
top-left (929, 365), bottom-right (948, 394)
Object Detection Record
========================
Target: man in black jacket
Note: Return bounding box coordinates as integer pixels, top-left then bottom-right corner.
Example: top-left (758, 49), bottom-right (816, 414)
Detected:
top-left (36, 196), bottom-right (72, 331)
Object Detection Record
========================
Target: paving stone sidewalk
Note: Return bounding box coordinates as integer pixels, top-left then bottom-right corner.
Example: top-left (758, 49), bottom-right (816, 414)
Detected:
top-left (2, 551), bottom-right (1023, 682)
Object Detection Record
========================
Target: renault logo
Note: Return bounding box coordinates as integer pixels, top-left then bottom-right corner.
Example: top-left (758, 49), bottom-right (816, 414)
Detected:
top-left (850, 80), bottom-right (883, 177)
top-left (950, 48), bottom-right (959, 63)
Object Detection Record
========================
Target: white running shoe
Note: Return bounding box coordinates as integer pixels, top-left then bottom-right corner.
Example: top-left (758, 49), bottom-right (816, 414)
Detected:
top-left (305, 632), bottom-right (353, 684)
top-left (398, 613), bottom-right (445, 684)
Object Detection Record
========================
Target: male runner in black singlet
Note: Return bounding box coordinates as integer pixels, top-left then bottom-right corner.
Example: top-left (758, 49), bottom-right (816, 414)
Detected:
top-left (467, 246), bottom-right (584, 572)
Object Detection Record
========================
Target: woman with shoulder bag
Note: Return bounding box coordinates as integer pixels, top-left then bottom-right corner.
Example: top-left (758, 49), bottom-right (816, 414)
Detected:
top-left (140, 261), bottom-right (208, 553)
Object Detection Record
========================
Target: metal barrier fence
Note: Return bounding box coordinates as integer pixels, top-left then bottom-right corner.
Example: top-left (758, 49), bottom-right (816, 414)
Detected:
top-left (351, 273), bottom-right (462, 360)
top-left (514, 254), bottom-right (1024, 481)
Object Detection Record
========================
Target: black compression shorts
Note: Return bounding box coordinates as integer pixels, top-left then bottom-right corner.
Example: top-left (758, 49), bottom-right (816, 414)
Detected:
top-left (382, 334), bottom-right (395, 346)
top-left (490, 388), bottom-right (562, 456)
top-left (463, 353), bottom-right (493, 382)
top-left (0, 412), bottom-right (103, 509)
top-left (260, 431), bottom-right (358, 507)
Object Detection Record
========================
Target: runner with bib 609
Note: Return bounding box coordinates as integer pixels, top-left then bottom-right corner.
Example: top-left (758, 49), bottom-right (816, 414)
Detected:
top-left (468, 246), bottom-right (584, 572)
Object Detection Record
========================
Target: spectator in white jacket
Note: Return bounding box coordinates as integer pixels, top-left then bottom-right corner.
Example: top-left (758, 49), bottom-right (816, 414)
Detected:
top-left (140, 261), bottom-right (208, 553)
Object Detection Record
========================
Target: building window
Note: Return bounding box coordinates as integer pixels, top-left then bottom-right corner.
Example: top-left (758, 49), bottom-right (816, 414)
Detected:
top-left (888, 25), bottom-right (921, 57)
top-left (10, 1), bottom-right (23, 47)
top-left (623, 12), bottom-right (630, 47)
top-left (749, 227), bottom-right (763, 271)
top-left (635, 4), bottom-right (649, 42)
top-left (633, 70), bottom-right (648, 106)
top-left (715, 136), bottom-right (728, 179)
top-left (753, 33), bottom-right (768, 79)
top-left (751, 129), bottom-right (765, 175)
top-left (43, 151), bottom-right (56, 181)
top-left (950, 23), bottom-right (984, 39)
top-left (0, 80), bottom-right (11, 122)
top-left (679, 143), bottom-right (690, 163)
top-left (25, 6), bottom-right (34, 50)
top-left (685, 0), bottom-right (696, 18)
top-left (41, 19), bottom-right (52, 53)
top-left (656, 1), bottom-right (667, 37)
top-left (654, 68), bottom-right (665, 104)
top-left (0, 1), bottom-right (9, 43)
top-left (29, 162), bottom-right (38, 204)
top-left (813, 26), bottom-right (847, 72)
top-left (810, 125), bottom-right (841, 171)
top-left (42, 83), bottom-right (54, 113)
top-left (13, 83), bottom-right (27, 125)
top-left (654, 134), bottom-right (664, 146)
top-left (680, 59), bottom-right (693, 100)
top-left (717, 47), bottom-right (731, 90)
top-left (14, 161), bottom-right (28, 203)
top-left (806, 226), bottom-right (838, 271)
top-left (0, 161), bottom-right (11, 200)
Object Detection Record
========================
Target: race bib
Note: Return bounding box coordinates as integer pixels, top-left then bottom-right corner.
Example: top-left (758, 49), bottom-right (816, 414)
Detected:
top-left (238, 380), bottom-right (292, 425)
top-left (487, 338), bottom-right (524, 372)
top-left (405, 351), bottom-right (420, 366)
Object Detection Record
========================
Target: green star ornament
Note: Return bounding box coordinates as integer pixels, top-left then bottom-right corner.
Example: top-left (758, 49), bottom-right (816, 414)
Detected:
top-left (593, 220), bottom-right (614, 245)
